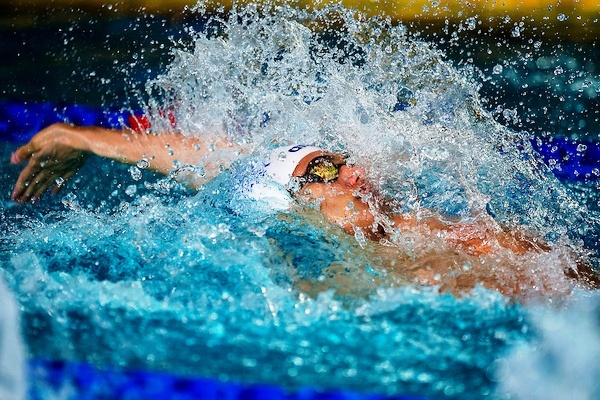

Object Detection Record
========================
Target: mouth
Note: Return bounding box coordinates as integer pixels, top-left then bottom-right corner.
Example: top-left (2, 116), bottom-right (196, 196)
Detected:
top-left (350, 175), bottom-right (373, 194)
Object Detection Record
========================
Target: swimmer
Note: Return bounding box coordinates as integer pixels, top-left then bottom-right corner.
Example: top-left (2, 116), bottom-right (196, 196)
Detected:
top-left (9, 122), bottom-right (600, 296)
top-left (6, 123), bottom-right (533, 255)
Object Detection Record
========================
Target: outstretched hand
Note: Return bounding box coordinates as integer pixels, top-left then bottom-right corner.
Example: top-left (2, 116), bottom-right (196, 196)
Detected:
top-left (10, 123), bottom-right (89, 203)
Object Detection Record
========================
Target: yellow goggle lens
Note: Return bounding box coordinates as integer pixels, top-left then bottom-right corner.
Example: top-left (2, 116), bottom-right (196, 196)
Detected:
top-left (308, 162), bottom-right (339, 182)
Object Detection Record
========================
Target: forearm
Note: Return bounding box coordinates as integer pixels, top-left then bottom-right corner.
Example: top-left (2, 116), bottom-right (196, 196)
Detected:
top-left (10, 122), bottom-right (241, 203)
top-left (67, 124), bottom-right (243, 189)
top-left (75, 126), bottom-right (216, 174)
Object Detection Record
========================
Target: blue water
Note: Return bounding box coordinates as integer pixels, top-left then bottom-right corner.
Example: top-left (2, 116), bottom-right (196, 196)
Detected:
top-left (1, 2), bottom-right (600, 399)
top-left (0, 157), bottom-right (529, 397)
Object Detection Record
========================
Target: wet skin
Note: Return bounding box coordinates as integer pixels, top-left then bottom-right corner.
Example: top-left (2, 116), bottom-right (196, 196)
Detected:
top-left (294, 163), bottom-right (600, 296)
top-left (9, 123), bottom-right (231, 203)
top-left (297, 165), bottom-right (381, 239)
top-left (296, 163), bottom-right (548, 257)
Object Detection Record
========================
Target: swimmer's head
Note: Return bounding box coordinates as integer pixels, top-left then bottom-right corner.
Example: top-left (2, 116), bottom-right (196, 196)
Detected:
top-left (264, 145), bottom-right (346, 186)
top-left (245, 145), bottom-right (343, 211)
top-left (256, 145), bottom-right (374, 232)
top-left (264, 146), bottom-right (377, 239)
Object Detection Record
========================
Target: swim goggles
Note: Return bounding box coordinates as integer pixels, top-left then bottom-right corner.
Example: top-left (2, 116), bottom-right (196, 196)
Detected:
top-left (298, 156), bottom-right (342, 184)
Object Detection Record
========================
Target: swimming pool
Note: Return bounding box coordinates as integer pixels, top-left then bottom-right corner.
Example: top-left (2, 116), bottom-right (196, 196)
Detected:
top-left (1, 2), bottom-right (599, 399)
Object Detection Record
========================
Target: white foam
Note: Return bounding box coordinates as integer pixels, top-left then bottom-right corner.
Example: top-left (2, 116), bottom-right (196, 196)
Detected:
top-left (0, 277), bottom-right (25, 400)
top-left (495, 291), bottom-right (600, 399)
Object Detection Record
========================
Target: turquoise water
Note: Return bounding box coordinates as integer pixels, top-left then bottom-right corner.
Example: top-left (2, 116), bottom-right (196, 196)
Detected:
top-left (1, 2), bottom-right (599, 399)
top-left (0, 150), bottom-right (532, 398)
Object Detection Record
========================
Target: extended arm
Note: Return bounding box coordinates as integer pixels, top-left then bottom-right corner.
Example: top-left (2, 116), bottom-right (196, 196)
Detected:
top-left (392, 212), bottom-right (547, 256)
top-left (10, 122), bottom-right (237, 203)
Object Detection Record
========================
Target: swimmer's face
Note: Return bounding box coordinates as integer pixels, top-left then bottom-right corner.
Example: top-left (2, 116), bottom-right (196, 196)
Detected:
top-left (295, 158), bottom-right (378, 239)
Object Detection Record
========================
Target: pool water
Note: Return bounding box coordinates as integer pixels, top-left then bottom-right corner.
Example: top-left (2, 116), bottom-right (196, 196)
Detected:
top-left (1, 2), bottom-right (599, 399)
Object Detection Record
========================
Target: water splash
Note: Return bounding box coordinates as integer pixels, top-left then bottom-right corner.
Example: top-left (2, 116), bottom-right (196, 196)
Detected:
top-left (141, 1), bottom-right (597, 286)
top-left (1, 2), bottom-right (599, 399)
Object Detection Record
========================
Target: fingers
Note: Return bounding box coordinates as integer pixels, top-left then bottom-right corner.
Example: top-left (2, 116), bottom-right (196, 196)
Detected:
top-left (12, 167), bottom-right (51, 203)
top-left (10, 143), bottom-right (35, 165)
top-left (10, 152), bottom-right (21, 164)
top-left (10, 123), bottom-right (86, 204)
top-left (11, 161), bottom-right (37, 202)
top-left (28, 170), bottom-right (59, 202)
top-left (10, 144), bottom-right (39, 202)
top-left (11, 161), bottom-right (68, 203)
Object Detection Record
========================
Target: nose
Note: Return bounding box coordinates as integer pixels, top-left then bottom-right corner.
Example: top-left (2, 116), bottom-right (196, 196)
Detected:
top-left (339, 165), bottom-right (368, 190)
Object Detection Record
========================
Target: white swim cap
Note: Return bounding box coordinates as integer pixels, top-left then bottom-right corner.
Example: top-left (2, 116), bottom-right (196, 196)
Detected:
top-left (264, 145), bottom-right (345, 185)
top-left (245, 145), bottom-right (345, 212)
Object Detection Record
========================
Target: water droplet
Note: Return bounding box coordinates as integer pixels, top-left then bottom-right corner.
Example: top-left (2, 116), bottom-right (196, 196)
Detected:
top-left (557, 13), bottom-right (568, 21)
top-left (195, 165), bottom-right (207, 178)
top-left (242, 358), bottom-right (257, 368)
top-left (354, 229), bottom-right (367, 247)
top-left (465, 17), bottom-right (476, 30)
top-left (61, 192), bottom-right (79, 210)
top-left (492, 64), bottom-right (503, 74)
top-left (129, 166), bottom-right (142, 181)
top-left (125, 185), bottom-right (137, 197)
top-left (137, 158), bottom-right (150, 169)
